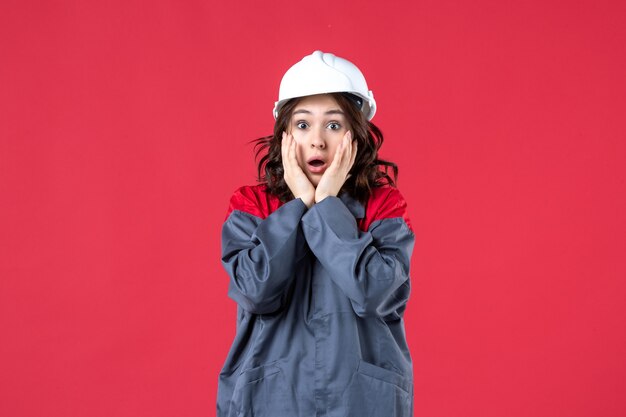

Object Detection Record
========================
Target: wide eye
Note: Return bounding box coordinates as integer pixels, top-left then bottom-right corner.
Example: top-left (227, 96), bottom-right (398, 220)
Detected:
top-left (328, 122), bottom-right (341, 130)
top-left (296, 121), bottom-right (308, 129)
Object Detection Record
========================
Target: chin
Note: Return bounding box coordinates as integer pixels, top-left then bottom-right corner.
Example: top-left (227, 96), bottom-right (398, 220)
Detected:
top-left (306, 175), bottom-right (321, 188)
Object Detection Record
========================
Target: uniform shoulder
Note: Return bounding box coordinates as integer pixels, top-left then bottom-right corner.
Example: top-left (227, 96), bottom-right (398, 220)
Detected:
top-left (366, 185), bottom-right (413, 233)
top-left (225, 184), bottom-right (283, 220)
top-left (369, 184), bottom-right (406, 203)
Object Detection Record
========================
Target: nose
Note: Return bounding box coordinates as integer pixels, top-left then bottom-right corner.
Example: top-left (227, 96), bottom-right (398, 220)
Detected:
top-left (310, 126), bottom-right (326, 149)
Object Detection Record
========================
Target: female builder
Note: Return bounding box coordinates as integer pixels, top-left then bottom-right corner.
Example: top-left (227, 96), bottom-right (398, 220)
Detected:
top-left (217, 51), bottom-right (415, 417)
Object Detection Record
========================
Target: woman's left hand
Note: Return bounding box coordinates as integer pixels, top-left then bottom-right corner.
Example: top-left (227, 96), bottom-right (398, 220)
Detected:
top-left (315, 131), bottom-right (357, 203)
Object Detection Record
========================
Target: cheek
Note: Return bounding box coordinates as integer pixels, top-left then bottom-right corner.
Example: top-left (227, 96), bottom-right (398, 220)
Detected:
top-left (291, 132), bottom-right (304, 146)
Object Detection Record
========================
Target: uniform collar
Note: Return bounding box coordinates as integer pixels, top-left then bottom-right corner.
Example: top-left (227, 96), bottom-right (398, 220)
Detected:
top-left (338, 191), bottom-right (365, 219)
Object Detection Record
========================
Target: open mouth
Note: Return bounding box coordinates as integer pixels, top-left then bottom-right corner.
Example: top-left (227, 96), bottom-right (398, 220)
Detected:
top-left (306, 157), bottom-right (327, 173)
top-left (308, 159), bottom-right (324, 167)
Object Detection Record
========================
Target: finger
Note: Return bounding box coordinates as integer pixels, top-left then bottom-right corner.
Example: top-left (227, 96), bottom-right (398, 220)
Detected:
top-left (288, 134), bottom-right (303, 173)
top-left (284, 135), bottom-right (297, 177)
top-left (329, 137), bottom-right (345, 171)
top-left (337, 131), bottom-right (352, 169)
top-left (349, 137), bottom-right (358, 169)
top-left (289, 134), bottom-right (298, 167)
top-left (344, 131), bottom-right (353, 166)
top-left (281, 131), bottom-right (289, 167)
top-left (284, 134), bottom-right (293, 171)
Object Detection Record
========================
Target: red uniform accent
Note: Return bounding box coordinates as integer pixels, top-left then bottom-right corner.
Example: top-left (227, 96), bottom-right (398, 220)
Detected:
top-left (225, 184), bottom-right (284, 220)
top-left (226, 184), bottom-right (413, 234)
top-left (358, 186), bottom-right (414, 233)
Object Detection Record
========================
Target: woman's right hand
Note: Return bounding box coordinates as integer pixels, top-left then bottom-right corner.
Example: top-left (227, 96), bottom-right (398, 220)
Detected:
top-left (282, 132), bottom-right (315, 208)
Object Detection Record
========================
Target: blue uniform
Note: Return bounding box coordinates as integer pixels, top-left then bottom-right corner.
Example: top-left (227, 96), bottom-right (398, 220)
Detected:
top-left (218, 184), bottom-right (415, 417)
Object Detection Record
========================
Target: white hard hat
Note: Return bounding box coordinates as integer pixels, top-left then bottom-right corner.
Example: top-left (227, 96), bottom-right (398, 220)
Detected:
top-left (273, 50), bottom-right (376, 120)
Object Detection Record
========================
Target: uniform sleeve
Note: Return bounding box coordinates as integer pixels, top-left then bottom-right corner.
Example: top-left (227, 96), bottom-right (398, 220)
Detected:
top-left (301, 188), bottom-right (414, 319)
top-left (221, 188), bottom-right (308, 315)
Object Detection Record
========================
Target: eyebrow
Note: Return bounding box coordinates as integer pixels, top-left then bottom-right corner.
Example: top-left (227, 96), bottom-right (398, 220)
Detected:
top-left (292, 109), bottom-right (345, 116)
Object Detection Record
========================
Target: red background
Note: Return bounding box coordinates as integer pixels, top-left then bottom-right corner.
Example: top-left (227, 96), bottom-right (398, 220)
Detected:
top-left (1, 1), bottom-right (625, 416)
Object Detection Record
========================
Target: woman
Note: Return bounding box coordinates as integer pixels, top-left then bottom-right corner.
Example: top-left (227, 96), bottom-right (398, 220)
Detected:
top-left (218, 50), bottom-right (415, 417)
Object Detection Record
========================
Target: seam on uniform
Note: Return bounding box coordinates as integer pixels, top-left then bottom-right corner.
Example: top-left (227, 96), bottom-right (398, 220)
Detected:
top-left (368, 217), bottom-right (415, 237)
top-left (229, 209), bottom-right (263, 222)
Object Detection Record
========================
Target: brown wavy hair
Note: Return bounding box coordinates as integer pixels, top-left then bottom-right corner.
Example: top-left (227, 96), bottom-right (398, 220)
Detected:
top-left (252, 93), bottom-right (398, 205)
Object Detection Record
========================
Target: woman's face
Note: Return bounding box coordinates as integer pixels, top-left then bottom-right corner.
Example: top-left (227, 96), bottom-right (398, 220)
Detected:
top-left (288, 94), bottom-right (351, 187)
